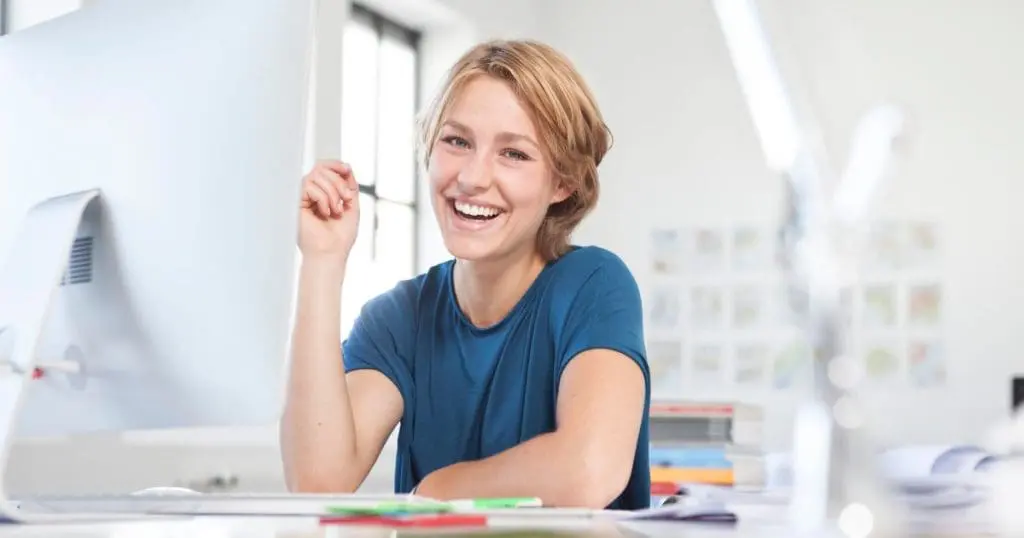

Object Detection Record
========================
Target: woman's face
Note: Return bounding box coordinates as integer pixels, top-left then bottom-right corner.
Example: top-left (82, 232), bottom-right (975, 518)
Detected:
top-left (428, 76), bottom-right (569, 262)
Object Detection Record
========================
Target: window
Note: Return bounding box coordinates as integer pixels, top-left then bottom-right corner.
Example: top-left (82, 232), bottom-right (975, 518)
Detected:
top-left (339, 5), bottom-right (420, 337)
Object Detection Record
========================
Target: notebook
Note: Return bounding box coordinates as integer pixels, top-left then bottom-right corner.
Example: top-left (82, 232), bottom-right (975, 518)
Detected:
top-left (765, 444), bottom-right (998, 491)
top-left (613, 498), bottom-right (736, 524)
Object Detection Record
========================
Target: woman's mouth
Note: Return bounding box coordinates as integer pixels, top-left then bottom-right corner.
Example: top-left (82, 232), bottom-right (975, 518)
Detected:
top-left (451, 200), bottom-right (504, 222)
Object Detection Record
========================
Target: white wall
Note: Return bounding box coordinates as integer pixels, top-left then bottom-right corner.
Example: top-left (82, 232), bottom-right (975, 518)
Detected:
top-left (536, 0), bottom-right (1024, 449)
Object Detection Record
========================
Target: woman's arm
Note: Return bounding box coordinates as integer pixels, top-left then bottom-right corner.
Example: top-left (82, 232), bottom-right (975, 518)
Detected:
top-left (279, 259), bottom-right (403, 493)
top-left (415, 348), bottom-right (645, 508)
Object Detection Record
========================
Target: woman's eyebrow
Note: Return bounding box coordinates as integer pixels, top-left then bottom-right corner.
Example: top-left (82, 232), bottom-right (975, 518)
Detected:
top-left (496, 131), bottom-right (540, 149)
top-left (442, 119), bottom-right (540, 149)
top-left (441, 119), bottom-right (472, 134)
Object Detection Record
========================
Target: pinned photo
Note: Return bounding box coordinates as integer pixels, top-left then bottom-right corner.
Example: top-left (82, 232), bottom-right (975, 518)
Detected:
top-left (908, 340), bottom-right (945, 387)
top-left (684, 227), bottom-right (726, 273)
top-left (732, 285), bottom-right (767, 329)
top-left (734, 344), bottom-right (769, 385)
top-left (689, 286), bottom-right (725, 329)
top-left (650, 228), bottom-right (684, 275)
top-left (731, 226), bottom-right (774, 272)
top-left (862, 284), bottom-right (898, 328)
top-left (863, 340), bottom-right (901, 383)
top-left (647, 340), bottom-right (684, 398)
top-left (907, 284), bottom-right (942, 327)
top-left (772, 338), bottom-right (811, 390)
top-left (903, 222), bottom-right (940, 269)
top-left (690, 343), bottom-right (725, 385)
top-left (647, 286), bottom-right (682, 329)
top-left (864, 221), bottom-right (903, 273)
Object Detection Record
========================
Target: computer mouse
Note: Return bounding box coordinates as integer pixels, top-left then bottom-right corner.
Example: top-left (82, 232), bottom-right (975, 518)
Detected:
top-left (131, 486), bottom-right (203, 496)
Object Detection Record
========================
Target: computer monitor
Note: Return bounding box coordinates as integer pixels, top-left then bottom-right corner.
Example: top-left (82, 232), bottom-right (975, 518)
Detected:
top-left (0, 0), bottom-right (314, 520)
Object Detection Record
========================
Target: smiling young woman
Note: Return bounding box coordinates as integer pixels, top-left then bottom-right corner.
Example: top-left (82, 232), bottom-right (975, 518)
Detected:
top-left (280, 39), bottom-right (651, 510)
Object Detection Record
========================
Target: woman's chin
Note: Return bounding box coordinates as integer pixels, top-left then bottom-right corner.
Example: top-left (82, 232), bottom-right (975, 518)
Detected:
top-left (443, 236), bottom-right (499, 261)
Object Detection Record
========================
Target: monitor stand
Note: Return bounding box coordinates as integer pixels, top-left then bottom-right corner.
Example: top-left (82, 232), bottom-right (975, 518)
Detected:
top-left (0, 189), bottom-right (147, 523)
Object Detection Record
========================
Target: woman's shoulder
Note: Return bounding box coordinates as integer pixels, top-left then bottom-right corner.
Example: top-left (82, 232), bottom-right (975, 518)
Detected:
top-left (358, 261), bottom-right (451, 318)
top-left (534, 245), bottom-right (641, 313)
top-left (548, 245), bottom-right (637, 285)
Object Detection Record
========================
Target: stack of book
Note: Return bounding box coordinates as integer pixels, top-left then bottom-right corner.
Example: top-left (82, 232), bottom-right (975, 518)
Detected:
top-left (648, 400), bottom-right (765, 498)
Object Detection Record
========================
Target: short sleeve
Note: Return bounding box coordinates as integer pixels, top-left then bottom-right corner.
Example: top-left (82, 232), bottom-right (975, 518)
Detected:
top-left (341, 281), bottom-right (417, 406)
top-left (555, 255), bottom-right (649, 381)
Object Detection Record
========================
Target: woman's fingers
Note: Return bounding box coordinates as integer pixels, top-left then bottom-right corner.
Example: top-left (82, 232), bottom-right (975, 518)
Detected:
top-left (320, 169), bottom-right (354, 208)
top-left (328, 172), bottom-right (357, 207)
top-left (320, 160), bottom-right (359, 200)
top-left (320, 160), bottom-right (351, 180)
top-left (301, 160), bottom-right (360, 218)
top-left (303, 179), bottom-right (333, 218)
top-left (309, 171), bottom-right (342, 214)
top-left (340, 165), bottom-right (360, 195)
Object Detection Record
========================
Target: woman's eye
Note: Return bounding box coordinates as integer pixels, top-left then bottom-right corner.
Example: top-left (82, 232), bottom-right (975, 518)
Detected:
top-left (441, 135), bottom-right (470, 149)
top-left (502, 149), bottom-right (530, 161)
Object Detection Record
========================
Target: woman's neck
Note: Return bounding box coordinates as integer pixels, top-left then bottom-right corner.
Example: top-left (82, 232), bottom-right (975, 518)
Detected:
top-left (453, 248), bottom-right (548, 328)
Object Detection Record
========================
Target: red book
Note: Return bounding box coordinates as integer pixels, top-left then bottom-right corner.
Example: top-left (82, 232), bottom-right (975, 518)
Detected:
top-left (651, 481), bottom-right (680, 495)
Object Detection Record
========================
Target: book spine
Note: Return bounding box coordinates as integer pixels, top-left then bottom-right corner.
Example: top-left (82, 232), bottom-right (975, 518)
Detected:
top-left (648, 447), bottom-right (731, 468)
top-left (650, 467), bottom-right (734, 485)
top-left (649, 417), bottom-right (734, 444)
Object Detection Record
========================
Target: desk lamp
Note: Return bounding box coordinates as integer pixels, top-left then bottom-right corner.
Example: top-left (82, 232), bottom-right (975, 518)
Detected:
top-left (710, 0), bottom-right (908, 536)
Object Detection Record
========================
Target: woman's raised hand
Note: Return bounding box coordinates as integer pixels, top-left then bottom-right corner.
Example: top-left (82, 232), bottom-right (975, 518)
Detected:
top-left (298, 160), bottom-right (360, 263)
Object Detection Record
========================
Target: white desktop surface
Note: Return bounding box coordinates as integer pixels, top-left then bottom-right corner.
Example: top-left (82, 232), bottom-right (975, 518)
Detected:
top-left (0, 515), bottom-right (756, 538)
top-left (0, 514), bottom-right (993, 538)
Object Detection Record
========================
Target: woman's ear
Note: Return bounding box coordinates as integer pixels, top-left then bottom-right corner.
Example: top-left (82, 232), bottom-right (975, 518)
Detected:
top-left (550, 182), bottom-right (572, 205)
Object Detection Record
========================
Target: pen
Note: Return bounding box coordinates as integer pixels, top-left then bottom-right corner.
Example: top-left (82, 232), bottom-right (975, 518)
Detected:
top-left (325, 496), bottom-right (543, 517)
top-left (327, 501), bottom-right (450, 515)
top-left (447, 497), bottom-right (543, 510)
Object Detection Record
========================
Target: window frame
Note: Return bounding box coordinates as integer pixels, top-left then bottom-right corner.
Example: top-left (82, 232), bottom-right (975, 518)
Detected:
top-left (0, 0), bottom-right (9, 36)
top-left (347, 3), bottom-right (422, 278)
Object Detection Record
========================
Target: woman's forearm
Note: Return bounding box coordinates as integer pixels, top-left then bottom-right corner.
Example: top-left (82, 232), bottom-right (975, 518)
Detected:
top-left (280, 257), bottom-right (361, 492)
top-left (414, 431), bottom-right (624, 508)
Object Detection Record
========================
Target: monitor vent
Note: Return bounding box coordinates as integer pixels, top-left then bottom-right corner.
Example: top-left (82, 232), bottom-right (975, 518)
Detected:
top-left (61, 237), bottom-right (94, 286)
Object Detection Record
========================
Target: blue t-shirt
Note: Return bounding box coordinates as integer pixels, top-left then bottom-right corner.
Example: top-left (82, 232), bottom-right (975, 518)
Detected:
top-left (342, 245), bottom-right (651, 510)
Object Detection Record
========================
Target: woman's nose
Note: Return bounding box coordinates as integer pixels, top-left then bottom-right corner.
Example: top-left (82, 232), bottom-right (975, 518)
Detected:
top-left (456, 155), bottom-right (493, 194)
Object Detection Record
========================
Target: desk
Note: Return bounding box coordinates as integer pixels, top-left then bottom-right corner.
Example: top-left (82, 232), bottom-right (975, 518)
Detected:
top-left (0, 515), bottom-right (993, 538)
top-left (0, 516), bottom-right (741, 538)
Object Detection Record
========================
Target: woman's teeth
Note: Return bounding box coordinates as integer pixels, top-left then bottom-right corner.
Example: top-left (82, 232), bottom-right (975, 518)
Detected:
top-left (454, 200), bottom-right (502, 220)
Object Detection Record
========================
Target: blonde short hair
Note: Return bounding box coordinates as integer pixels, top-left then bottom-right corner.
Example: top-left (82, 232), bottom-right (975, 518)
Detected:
top-left (417, 39), bottom-right (612, 261)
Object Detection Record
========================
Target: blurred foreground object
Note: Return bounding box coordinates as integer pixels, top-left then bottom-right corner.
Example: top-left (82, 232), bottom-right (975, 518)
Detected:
top-left (710, 0), bottom-right (908, 535)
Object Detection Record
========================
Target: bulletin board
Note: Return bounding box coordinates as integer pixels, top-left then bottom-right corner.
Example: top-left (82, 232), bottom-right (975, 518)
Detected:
top-left (642, 220), bottom-right (944, 400)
